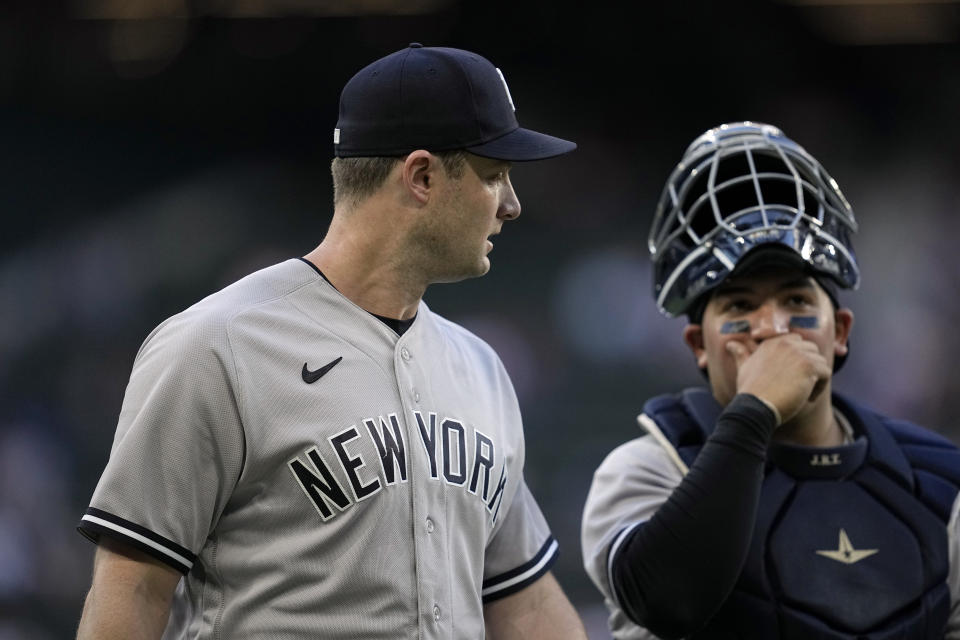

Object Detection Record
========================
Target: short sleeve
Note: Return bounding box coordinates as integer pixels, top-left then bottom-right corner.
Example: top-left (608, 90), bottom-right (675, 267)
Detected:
top-left (580, 435), bottom-right (682, 640)
top-left (77, 312), bottom-right (246, 574)
top-left (480, 478), bottom-right (557, 603)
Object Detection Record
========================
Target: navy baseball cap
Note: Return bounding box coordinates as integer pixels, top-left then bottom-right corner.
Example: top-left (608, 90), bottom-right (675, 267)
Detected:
top-left (334, 43), bottom-right (577, 161)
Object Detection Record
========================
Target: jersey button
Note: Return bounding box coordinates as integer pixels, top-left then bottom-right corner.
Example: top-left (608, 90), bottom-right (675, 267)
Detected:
top-left (433, 604), bottom-right (441, 622)
top-left (413, 390), bottom-right (421, 403)
top-left (425, 517), bottom-right (434, 533)
top-left (401, 347), bottom-right (411, 361)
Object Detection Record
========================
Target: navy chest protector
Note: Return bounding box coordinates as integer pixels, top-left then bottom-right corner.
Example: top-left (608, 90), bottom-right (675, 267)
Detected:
top-left (643, 388), bottom-right (960, 639)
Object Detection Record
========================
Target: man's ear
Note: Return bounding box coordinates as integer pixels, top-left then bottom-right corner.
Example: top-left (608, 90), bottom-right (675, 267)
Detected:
top-left (834, 307), bottom-right (854, 357)
top-left (401, 150), bottom-right (435, 205)
top-left (682, 323), bottom-right (709, 369)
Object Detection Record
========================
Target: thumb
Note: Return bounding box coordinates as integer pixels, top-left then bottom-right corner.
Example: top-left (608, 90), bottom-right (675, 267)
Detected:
top-left (725, 340), bottom-right (750, 367)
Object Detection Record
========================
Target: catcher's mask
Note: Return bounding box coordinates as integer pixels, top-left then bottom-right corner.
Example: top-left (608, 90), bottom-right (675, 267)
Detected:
top-left (649, 122), bottom-right (859, 319)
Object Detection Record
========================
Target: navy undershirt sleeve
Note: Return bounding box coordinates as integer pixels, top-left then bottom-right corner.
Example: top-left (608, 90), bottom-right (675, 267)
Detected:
top-left (610, 393), bottom-right (778, 640)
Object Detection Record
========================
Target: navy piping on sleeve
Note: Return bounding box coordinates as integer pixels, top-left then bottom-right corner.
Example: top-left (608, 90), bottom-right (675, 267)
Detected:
top-left (77, 507), bottom-right (196, 574)
top-left (606, 521), bottom-right (644, 609)
top-left (481, 535), bottom-right (558, 603)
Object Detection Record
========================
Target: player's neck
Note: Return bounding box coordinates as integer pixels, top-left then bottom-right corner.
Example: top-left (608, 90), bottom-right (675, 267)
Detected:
top-left (304, 230), bottom-right (425, 321)
top-left (772, 390), bottom-right (845, 448)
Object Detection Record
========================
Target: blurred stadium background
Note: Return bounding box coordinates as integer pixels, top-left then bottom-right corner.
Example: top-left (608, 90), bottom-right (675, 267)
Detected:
top-left (2, 0), bottom-right (959, 637)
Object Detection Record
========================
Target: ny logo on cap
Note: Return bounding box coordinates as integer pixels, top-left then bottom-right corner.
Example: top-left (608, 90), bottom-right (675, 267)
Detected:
top-left (495, 68), bottom-right (515, 112)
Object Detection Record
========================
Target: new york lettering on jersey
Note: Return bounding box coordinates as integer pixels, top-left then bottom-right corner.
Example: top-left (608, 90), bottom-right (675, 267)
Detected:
top-left (288, 409), bottom-right (507, 523)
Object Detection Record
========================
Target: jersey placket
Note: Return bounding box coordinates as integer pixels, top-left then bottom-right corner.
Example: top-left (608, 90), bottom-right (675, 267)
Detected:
top-left (394, 333), bottom-right (453, 639)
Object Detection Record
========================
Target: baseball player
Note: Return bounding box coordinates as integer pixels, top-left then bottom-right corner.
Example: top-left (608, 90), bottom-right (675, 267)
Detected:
top-left (76, 44), bottom-right (587, 639)
top-left (581, 122), bottom-right (960, 639)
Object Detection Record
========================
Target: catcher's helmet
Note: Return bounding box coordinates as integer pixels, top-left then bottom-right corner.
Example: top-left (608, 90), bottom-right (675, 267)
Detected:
top-left (649, 122), bottom-right (859, 317)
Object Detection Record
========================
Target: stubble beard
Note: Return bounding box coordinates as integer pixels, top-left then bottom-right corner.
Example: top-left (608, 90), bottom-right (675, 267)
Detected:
top-left (407, 221), bottom-right (487, 285)
top-left (417, 190), bottom-right (490, 284)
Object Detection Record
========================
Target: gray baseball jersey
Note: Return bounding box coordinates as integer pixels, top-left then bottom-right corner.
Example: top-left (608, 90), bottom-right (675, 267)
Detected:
top-left (581, 422), bottom-right (960, 640)
top-left (78, 258), bottom-right (557, 639)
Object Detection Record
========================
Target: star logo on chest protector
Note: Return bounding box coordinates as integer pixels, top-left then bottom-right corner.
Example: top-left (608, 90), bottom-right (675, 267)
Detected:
top-left (815, 528), bottom-right (878, 564)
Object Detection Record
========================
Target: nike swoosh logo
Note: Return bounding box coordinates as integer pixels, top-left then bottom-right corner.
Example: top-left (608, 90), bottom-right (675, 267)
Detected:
top-left (302, 357), bottom-right (343, 384)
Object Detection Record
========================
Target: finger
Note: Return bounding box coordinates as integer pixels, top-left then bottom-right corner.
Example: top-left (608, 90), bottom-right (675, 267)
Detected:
top-left (809, 378), bottom-right (827, 402)
top-left (725, 340), bottom-right (750, 368)
top-left (807, 355), bottom-right (832, 401)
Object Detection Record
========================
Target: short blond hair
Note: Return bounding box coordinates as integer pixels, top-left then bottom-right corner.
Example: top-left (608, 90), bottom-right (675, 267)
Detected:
top-left (331, 151), bottom-right (468, 207)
